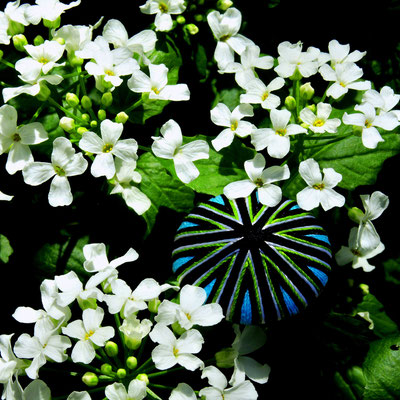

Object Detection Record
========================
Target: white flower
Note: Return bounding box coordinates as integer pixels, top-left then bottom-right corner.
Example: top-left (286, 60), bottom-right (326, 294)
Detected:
top-left (54, 270), bottom-right (104, 308)
top-left (223, 153), bottom-right (290, 206)
top-left (13, 327), bottom-right (71, 379)
top-left (62, 307), bottom-right (115, 364)
top-left (102, 19), bottom-right (157, 63)
top-left (240, 76), bottom-right (285, 110)
top-left (119, 314), bottom-right (153, 349)
top-left (228, 325), bottom-right (270, 386)
top-left (0, 104), bottom-right (48, 175)
top-left (223, 44), bottom-right (274, 86)
top-left (16, 379), bottom-right (51, 400)
top-left (250, 108), bottom-right (307, 158)
top-left (169, 383), bottom-right (197, 400)
top-left (155, 284), bottom-right (224, 329)
top-left (0, 190), bottom-right (13, 201)
top-left (210, 103), bottom-right (254, 151)
top-left (207, 7), bottom-right (254, 70)
top-left (149, 323), bottom-right (204, 371)
top-left (127, 63), bottom-right (190, 101)
top-left (319, 62), bottom-right (371, 99)
top-left (0, 334), bottom-right (27, 387)
top-left (105, 278), bottom-right (173, 317)
top-left (105, 380), bottom-right (147, 400)
top-left (77, 36), bottom-right (139, 92)
top-left (22, 136), bottom-right (88, 207)
top-left (24, 0), bottom-right (81, 25)
top-left (67, 391), bottom-right (92, 400)
top-left (82, 242), bottom-right (139, 290)
top-left (140, 0), bottom-right (186, 32)
top-left (327, 39), bottom-right (366, 68)
top-left (352, 191), bottom-right (389, 251)
top-left (274, 41), bottom-right (320, 79)
top-left (79, 119), bottom-right (138, 180)
top-left (362, 86), bottom-right (400, 120)
top-left (0, 0), bottom-right (30, 45)
top-left (335, 227), bottom-right (385, 272)
top-left (110, 158), bottom-right (151, 215)
top-left (296, 158), bottom-right (345, 211)
top-left (199, 365), bottom-right (258, 400)
top-left (342, 102), bottom-right (399, 149)
top-left (299, 103), bottom-right (341, 134)
top-left (151, 119), bottom-right (209, 184)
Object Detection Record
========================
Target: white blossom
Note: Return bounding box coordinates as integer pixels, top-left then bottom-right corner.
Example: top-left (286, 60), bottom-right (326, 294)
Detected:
top-left (223, 153), bottom-right (290, 207)
top-left (24, 0), bottom-right (81, 25)
top-left (362, 86), bottom-right (400, 120)
top-left (296, 158), bottom-right (345, 211)
top-left (169, 383), bottom-right (197, 400)
top-left (299, 103), bottom-right (341, 134)
top-left (140, 0), bottom-right (186, 32)
top-left (105, 380), bottom-right (147, 400)
top-left (22, 136), bottom-right (88, 207)
top-left (0, 0), bottom-right (30, 45)
top-left (326, 39), bottom-right (366, 68)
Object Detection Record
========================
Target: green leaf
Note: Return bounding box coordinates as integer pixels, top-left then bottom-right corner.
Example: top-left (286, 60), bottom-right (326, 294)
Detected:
top-left (0, 234), bottom-right (13, 263)
top-left (355, 293), bottom-right (399, 339)
top-left (185, 135), bottom-right (256, 196)
top-left (362, 334), bottom-right (400, 400)
top-left (137, 152), bottom-right (195, 236)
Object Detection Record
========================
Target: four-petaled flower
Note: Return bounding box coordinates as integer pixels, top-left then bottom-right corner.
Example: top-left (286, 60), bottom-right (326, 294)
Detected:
top-left (105, 380), bottom-right (147, 400)
top-left (299, 102), bottom-right (341, 134)
top-left (296, 158), bottom-right (345, 211)
top-left (140, 0), bottom-right (186, 32)
top-left (151, 119), bottom-right (209, 184)
top-left (223, 153), bottom-right (290, 207)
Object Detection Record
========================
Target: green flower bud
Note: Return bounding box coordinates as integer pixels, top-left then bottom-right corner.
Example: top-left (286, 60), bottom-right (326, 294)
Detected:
top-left (348, 207), bottom-right (364, 224)
top-left (105, 341), bottom-right (119, 357)
top-left (0, 50), bottom-right (4, 61)
top-left (346, 366), bottom-right (366, 389)
top-left (101, 92), bottom-right (113, 108)
top-left (217, 0), bottom-right (233, 10)
top-left (117, 368), bottom-right (127, 379)
top-left (98, 109), bottom-right (107, 121)
top-left (77, 296), bottom-right (97, 310)
top-left (7, 20), bottom-right (25, 36)
top-left (215, 348), bottom-right (237, 368)
top-left (101, 363), bottom-right (113, 375)
top-left (176, 15), bottom-right (186, 24)
top-left (185, 23), bottom-right (199, 35)
top-left (306, 104), bottom-right (316, 113)
top-left (171, 321), bottom-right (186, 336)
top-left (82, 372), bottom-right (98, 387)
top-left (55, 37), bottom-right (65, 45)
top-left (90, 120), bottom-right (98, 128)
top-left (33, 35), bottom-right (45, 46)
top-left (77, 126), bottom-right (89, 136)
top-left (43, 16), bottom-right (61, 29)
top-left (66, 92), bottom-right (80, 108)
top-left (81, 113), bottom-right (90, 122)
top-left (68, 54), bottom-right (84, 67)
top-left (136, 373), bottom-right (149, 385)
top-left (35, 82), bottom-right (51, 102)
top-left (126, 356), bottom-right (138, 370)
top-left (12, 34), bottom-right (28, 52)
top-left (124, 334), bottom-right (142, 350)
top-left (59, 116), bottom-right (75, 132)
top-left (359, 283), bottom-right (369, 295)
top-left (300, 82), bottom-right (314, 100)
top-left (148, 298), bottom-right (161, 314)
top-left (115, 111), bottom-right (129, 124)
top-left (81, 95), bottom-right (92, 110)
top-left (194, 14), bottom-right (203, 22)
top-left (284, 95), bottom-right (296, 111)
top-left (290, 68), bottom-right (302, 81)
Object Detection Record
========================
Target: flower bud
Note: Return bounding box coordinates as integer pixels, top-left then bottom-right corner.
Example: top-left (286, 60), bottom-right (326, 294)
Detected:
top-left (194, 14), bottom-right (203, 22)
top-left (68, 53), bottom-right (84, 67)
top-left (300, 82), bottom-right (314, 100)
top-left (35, 82), bottom-right (51, 101)
top-left (33, 35), bottom-right (45, 46)
top-left (77, 296), bottom-right (97, 310)
top-left (81, 113), bottom-right (90, 123)
top-left (185, 24), bottom-right (199, 35)
top-left (7, 20), bottom-right (25, 36)
top-left (115, 111), bottom-right (129, 124)
top-left (82, 372), bottom-right (98, 387)
top-left (105, 341), bottom-right (119, 357)
top-left (66, 92), bottom-right (80, 108)
top-left (306, 104), bottom-right (316, 113)
top-left (55, 37), bottom-right (65, 46)
top-left (148, 298), bottom-right (161, 314)
top-left (43, 16), bottom-right (61, 29)
top-left (81, 95), bottom-right (92, 110)
top-left (126, 356), bottom-right (138, 370)
top-left (101, 92), bottom-right (113, 108)
top-left (98, 109), bottom-right (107, 121)
top-left (171, 321), bottom-right (186, 336)
top-left (176, 15), bottom-right (186, 24)
top-left (77, 126), bottom-right (89, 135)
top-left (217, 0), bottom-right (233, 10)
top-left (59, 116), bottom-right (75, 132)
top-left (215, 348), bottom-right (237, 368)
top-left (136, 373), bottom-right (149, 385)
top-left (117, 368), bottom-right (127, 379)
top-left (0, 50), bottom-right (4, 61)
top-left (90, 120), bottom-right (98, 128)
top-left (124, 335), bottom-right (142, 350)
top-left (101, 363), bottom-right (113, 375)
top-left (348, 207), bottom-right (364, 224)
top-left (359, 283), bottom-right (369, 295)
top-left (12, 34), bottom-right (28, 52)
top-left (346, 366), bottom-right (366, 389)
top-left (284, 95), bottom-right (296, 111)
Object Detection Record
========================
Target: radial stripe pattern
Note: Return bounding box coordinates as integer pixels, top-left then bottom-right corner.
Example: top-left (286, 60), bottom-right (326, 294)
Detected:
top-left (171, 192), bottom-right (332, 325)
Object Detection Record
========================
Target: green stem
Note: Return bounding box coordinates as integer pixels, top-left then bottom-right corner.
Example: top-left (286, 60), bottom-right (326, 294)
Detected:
top-left (0, 58), bottom-right (15, 69)
top-left (293, 79), bottom-right (301, 120)
top-left (148, 383), bottom-right (175, 390)
top-left (28, 103), bottom-right (46, 123)
top-left (146, 387), bottom-right (163, 400)
top-left (124, 98), bottom-right (143, 114)
top-left (46, 96), bottom-right (88, 125)
top-left (114, 313), bottom-right (128, 360)
top-left (320, 82), bottom-right (333, 103)
top-left (147, 365), bottom-right (186, 378)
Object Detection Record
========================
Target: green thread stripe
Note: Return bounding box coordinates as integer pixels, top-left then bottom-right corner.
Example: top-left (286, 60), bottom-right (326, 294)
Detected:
top-left (274, 233), bottom-right (331, 255)
top-left (228, 199), bottom-right (243, 224)
top-left (265, 200), bottom-right (294, 225)
top-left (226, 254), bottom-right (248, 321)
top-left (188, 214), bottom-right (233, 230)
top-left (212, 252), bottom-right (238, 303)
top-left (198, 203), bottom-right (242, 225)
top-left (247, 252), bottom-right (264, 322)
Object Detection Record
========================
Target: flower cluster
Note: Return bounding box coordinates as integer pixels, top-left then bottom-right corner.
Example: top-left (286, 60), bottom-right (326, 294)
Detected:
top-left (0, 241), bottom-right (271, 399)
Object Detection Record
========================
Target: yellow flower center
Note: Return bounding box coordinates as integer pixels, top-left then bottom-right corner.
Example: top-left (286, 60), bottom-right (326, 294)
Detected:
top-left (105, 69), bottom-right (115, 76)
top-left (173, 347), bottom-right (179, 357)
top-left (54, 165), bottom-right (66, 177)
top-left (313, 119), bottom-right (324, 127)
top-left (339, 82), bottom-right (346, 88)
top-left (261, 91), bottom-right (269, 101)
top-left (276, 128), bottom-right (286, 136)
top-left (312, 183), bottom-right (325, 190)
top-left (254, 178), bottom-right (264, 188)
top-left (159, 2), bottom-right (168, 12)
top-left (365, 120), bottom-right (373, 128)
top-left (152, 87), bottom-right (160, 95)
top-left (230, 121), bottom-right (238, 131)
top-left (84, 330), bottom-right (95, 341)
top-left (103, 143), bottom-right (113, 153)
top-left (38, 57), bottom-right (49, 64)
top-left (12, 132), bottom-right (21, 142)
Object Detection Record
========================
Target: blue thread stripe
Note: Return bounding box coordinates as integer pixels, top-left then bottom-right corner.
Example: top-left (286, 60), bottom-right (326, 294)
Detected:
top-left (177, 221), bottom-right (199, 231)
top-left (172, 256), bottom-right (194, 273)
top-left (290, 204), bottom-right (300, 210)
top-left (240, 290), bottom-right (252, 324)
top-left (308, 266), bottom-right (328, 286)
top-left (203, 278), bottom-right (217, 301)
top-left (209, 195), bottom-right (225, 205)
top-left (305, 234), bottom-right (331, 245)
top-left (280, 286), bottom-right (299, 316)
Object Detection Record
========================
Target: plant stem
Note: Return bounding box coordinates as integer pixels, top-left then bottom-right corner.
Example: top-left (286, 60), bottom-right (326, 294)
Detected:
top-left (0, 58), bottom-right (15, 69)
top-left (46, 96), bottom-right (88, 125)
top-left (124, 98), bottom-right (143, 114)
